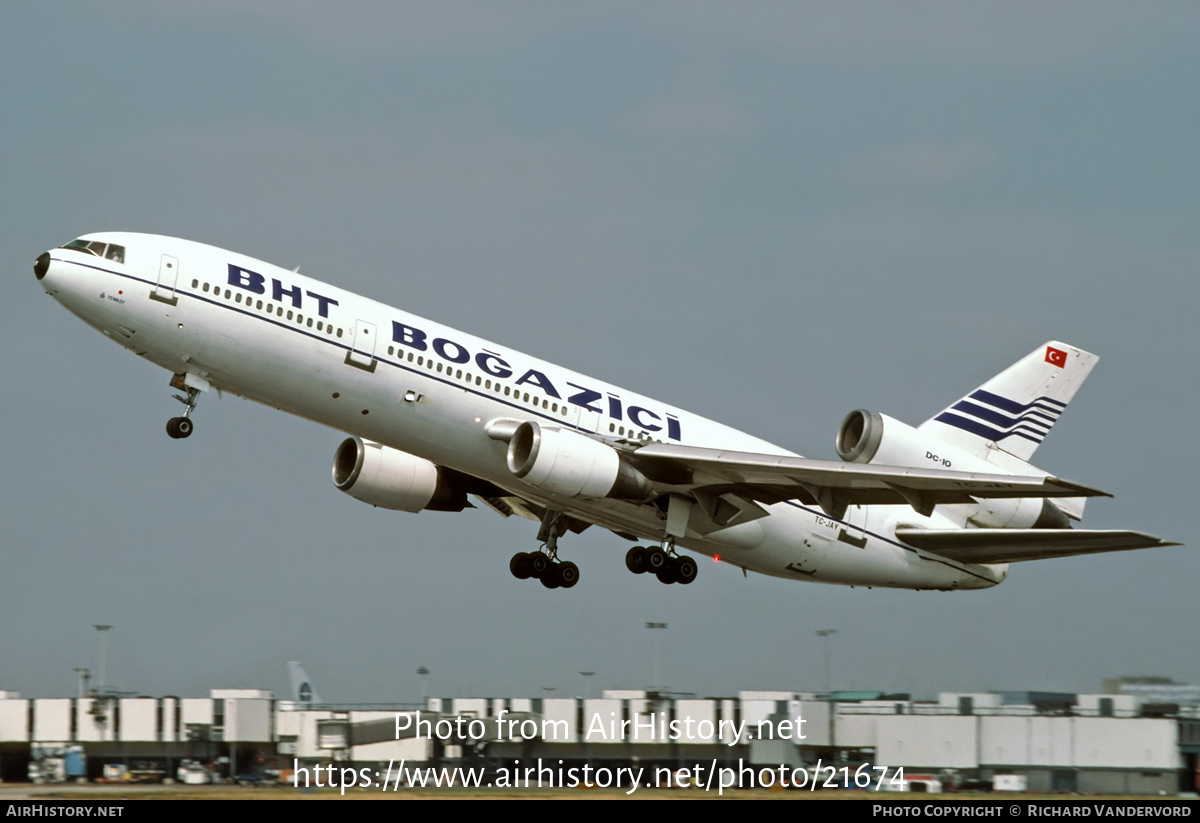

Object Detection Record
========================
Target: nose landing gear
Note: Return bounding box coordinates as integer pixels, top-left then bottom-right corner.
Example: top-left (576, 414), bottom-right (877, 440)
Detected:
top-left (166, 416), bottom-right (194, 439)
top-left (166, 377), bottom-right (202, 440)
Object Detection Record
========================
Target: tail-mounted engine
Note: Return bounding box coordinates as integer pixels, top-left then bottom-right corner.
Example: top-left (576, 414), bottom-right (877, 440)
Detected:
top-left (332, 437), bottom-right (469, 512)
top-left (835, 410), bottom-right (1069, 529)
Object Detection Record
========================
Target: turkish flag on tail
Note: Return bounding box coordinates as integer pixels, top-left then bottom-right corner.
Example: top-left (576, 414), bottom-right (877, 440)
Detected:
top-left (1045, 346), bottom-right (1068, 368)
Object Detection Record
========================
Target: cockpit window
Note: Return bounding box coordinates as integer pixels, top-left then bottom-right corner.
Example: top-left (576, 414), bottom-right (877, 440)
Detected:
top-left (60, 239), bottom-right (125, 263)
top-left (62, 239), bottom-right (102, 256)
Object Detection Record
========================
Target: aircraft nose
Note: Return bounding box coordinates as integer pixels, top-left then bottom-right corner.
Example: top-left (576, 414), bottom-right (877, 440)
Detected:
top-left (34, 252), bottom-right (50, 280)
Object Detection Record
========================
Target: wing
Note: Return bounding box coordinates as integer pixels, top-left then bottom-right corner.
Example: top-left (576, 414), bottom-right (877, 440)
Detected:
top-left (627, 442), bottom-right (1108, 521)
top-left (894, 527), bottom-right (1181, 564)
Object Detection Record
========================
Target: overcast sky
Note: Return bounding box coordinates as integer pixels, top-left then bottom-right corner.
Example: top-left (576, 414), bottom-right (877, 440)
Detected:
top-left (2, 2), bottom-right (1197, 704)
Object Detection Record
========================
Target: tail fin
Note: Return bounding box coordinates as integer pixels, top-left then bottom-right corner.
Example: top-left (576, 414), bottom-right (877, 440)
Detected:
top-left (919, 341), bottom-right (1099, 463)
top-left (287, 661), bottom-right (321, 705)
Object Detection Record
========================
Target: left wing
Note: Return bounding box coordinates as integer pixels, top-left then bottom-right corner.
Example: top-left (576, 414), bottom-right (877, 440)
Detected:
top-left (894, 528), bottom-right (1181, 564)
top-left (627, 443), bottom-right (1108, 521)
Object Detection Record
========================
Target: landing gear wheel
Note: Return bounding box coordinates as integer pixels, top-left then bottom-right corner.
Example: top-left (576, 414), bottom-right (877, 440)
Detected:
top-left (647, 547), bottom-right (668, 572)
top-left (166, 417), bottom-right (193, 439)
top-left (510, 552), bottom-right (532, 580)
top-left (626, 546), bottom-right (649, 574)
top-left (540, 564), bottom-right (563, 589)
top-left (656, 558), bottom-right (679, 585)
top-left (528, 553), bottom-right (550, 579)
top-left (558, 561), bottom-right (580, 589)
top-left (675, 556), bottom-right (698, 585)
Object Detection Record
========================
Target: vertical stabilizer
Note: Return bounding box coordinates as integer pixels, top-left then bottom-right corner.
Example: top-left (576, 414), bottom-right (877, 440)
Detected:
top-left (919, 341), bottom-right (1099, 463)
top-left (287, 661), bottom-right (321, 705)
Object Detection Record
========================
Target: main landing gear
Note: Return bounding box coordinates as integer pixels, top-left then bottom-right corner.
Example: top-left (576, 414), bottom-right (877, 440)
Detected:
top-left (625, 539), bottom-right (698, 585)
top-left (509, 551), bottom-right (579, 590)
top-left (166, 383), bottom-right (201, 440)
top-left (510, 509), bottom-right (580, 590)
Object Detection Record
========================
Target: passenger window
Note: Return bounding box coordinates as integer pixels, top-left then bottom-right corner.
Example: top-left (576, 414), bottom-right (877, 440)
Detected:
top-left (277, 308), bottom-right (283, 317)
top-left (287, 311), bottom-right (294, 320)
top-left (552, 403), bottom-right (558, 412)
top-left (307, 318), bottom-right (313, 327)
top-left (436, 363), bottom-right (443, 373)
top-left (456, 370), bottom-right (462, 379)
top-left (504, 387), bottom-right (511, 396)
top-left (388, 346), bottom-right (394, 355)
top-left (318, 321), bottom-right (323, 331)
top-left (485, 380), bottom-right (492, 389)
top-left (203, 283), bottom-right (210, 293)
top-left (407, 352), bottom-right (413, 361)
top-left (417, 356), bottom-right (424, 366)
top-left (191, 279), bottom-right (199, 288)
top-left (523, 393), bottom-right (530, 403)
top-left (476, 377), bottom-right (482, 386)
top-left (561, 406), bottom-right (568, 416)
top-left (609, 423), bottom-right (615, 432)
top-left (236, 293), bottom-right (242, 303)
top-left (337, 328), bottom-right (343, 338)
top-left (297, 314), bottom-right (303, 324)
top-left (257, 300), bottom-right (263, 309)
top-left (225, 289), bottom-right (231, 299)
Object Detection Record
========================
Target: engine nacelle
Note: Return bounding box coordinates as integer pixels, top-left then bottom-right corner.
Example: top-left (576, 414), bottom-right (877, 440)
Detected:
top-left (332, 437), bottom-right (469, 512)
top-left (836, 409), bottom-right (990, 471)
top-left (506, 422), bottom-right (651, 500)
top-left (835, 410), bottom-right (1068, 530)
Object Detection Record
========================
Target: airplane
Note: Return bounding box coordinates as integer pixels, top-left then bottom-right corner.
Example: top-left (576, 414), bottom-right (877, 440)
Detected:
top-left (33, 232), bottom-right (1179, 592)
top-left (288, 662), bottom-right (322, 706)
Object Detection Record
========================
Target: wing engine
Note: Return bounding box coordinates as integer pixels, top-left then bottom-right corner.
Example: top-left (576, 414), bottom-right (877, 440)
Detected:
top-left (506, 422), bottom-right (652, 500)
top-left (332, 437), bottom-right (472, 512)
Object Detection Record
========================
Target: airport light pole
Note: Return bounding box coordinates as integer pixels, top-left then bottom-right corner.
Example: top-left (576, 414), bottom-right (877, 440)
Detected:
top-left (579, 671), bottom-right (595, 699)
top-left (94, 625), bottom-right (112, 695)
top-left (74, 668), bottom-right (90, 699)
top-left (417, 666), bottom-right (430, 708)
top-left (816, 629), bottom-right (837, 695)
top-left (646, 623), bottom-right (668, 693)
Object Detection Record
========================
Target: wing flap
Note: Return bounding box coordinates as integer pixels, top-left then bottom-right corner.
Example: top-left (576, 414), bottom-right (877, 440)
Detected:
top-left (894, 527), bottom-right (1181, 564)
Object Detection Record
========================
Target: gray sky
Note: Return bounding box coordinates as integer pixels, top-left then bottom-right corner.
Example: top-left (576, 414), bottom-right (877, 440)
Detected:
top-left (2, 2), bottom-right (1196, 703)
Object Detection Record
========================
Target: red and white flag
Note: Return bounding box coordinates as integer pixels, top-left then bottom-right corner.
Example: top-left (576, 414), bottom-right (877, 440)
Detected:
top-left (1045, 346), bottom-right (1068, 368)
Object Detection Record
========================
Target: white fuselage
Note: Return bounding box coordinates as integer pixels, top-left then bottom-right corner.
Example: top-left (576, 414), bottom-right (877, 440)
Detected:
top-left (37, 232), bottom-right (1005, 591)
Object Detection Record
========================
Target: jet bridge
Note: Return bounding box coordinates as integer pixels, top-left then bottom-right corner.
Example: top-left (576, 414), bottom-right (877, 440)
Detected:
top-left (316, 711), bottom-right (543, 749)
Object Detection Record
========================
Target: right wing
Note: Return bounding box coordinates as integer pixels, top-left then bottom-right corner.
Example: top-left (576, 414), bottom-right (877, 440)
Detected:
top-left (628, 442), bottom-right (1108, 520)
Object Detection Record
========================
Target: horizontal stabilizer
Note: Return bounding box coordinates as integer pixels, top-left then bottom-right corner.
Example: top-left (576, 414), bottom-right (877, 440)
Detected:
top-left (895, 527), bottom-right (1181, 565)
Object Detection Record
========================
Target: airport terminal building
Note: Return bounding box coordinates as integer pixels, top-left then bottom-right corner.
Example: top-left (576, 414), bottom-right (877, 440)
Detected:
top-left (1, 687), bottom-right (1197, 794)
